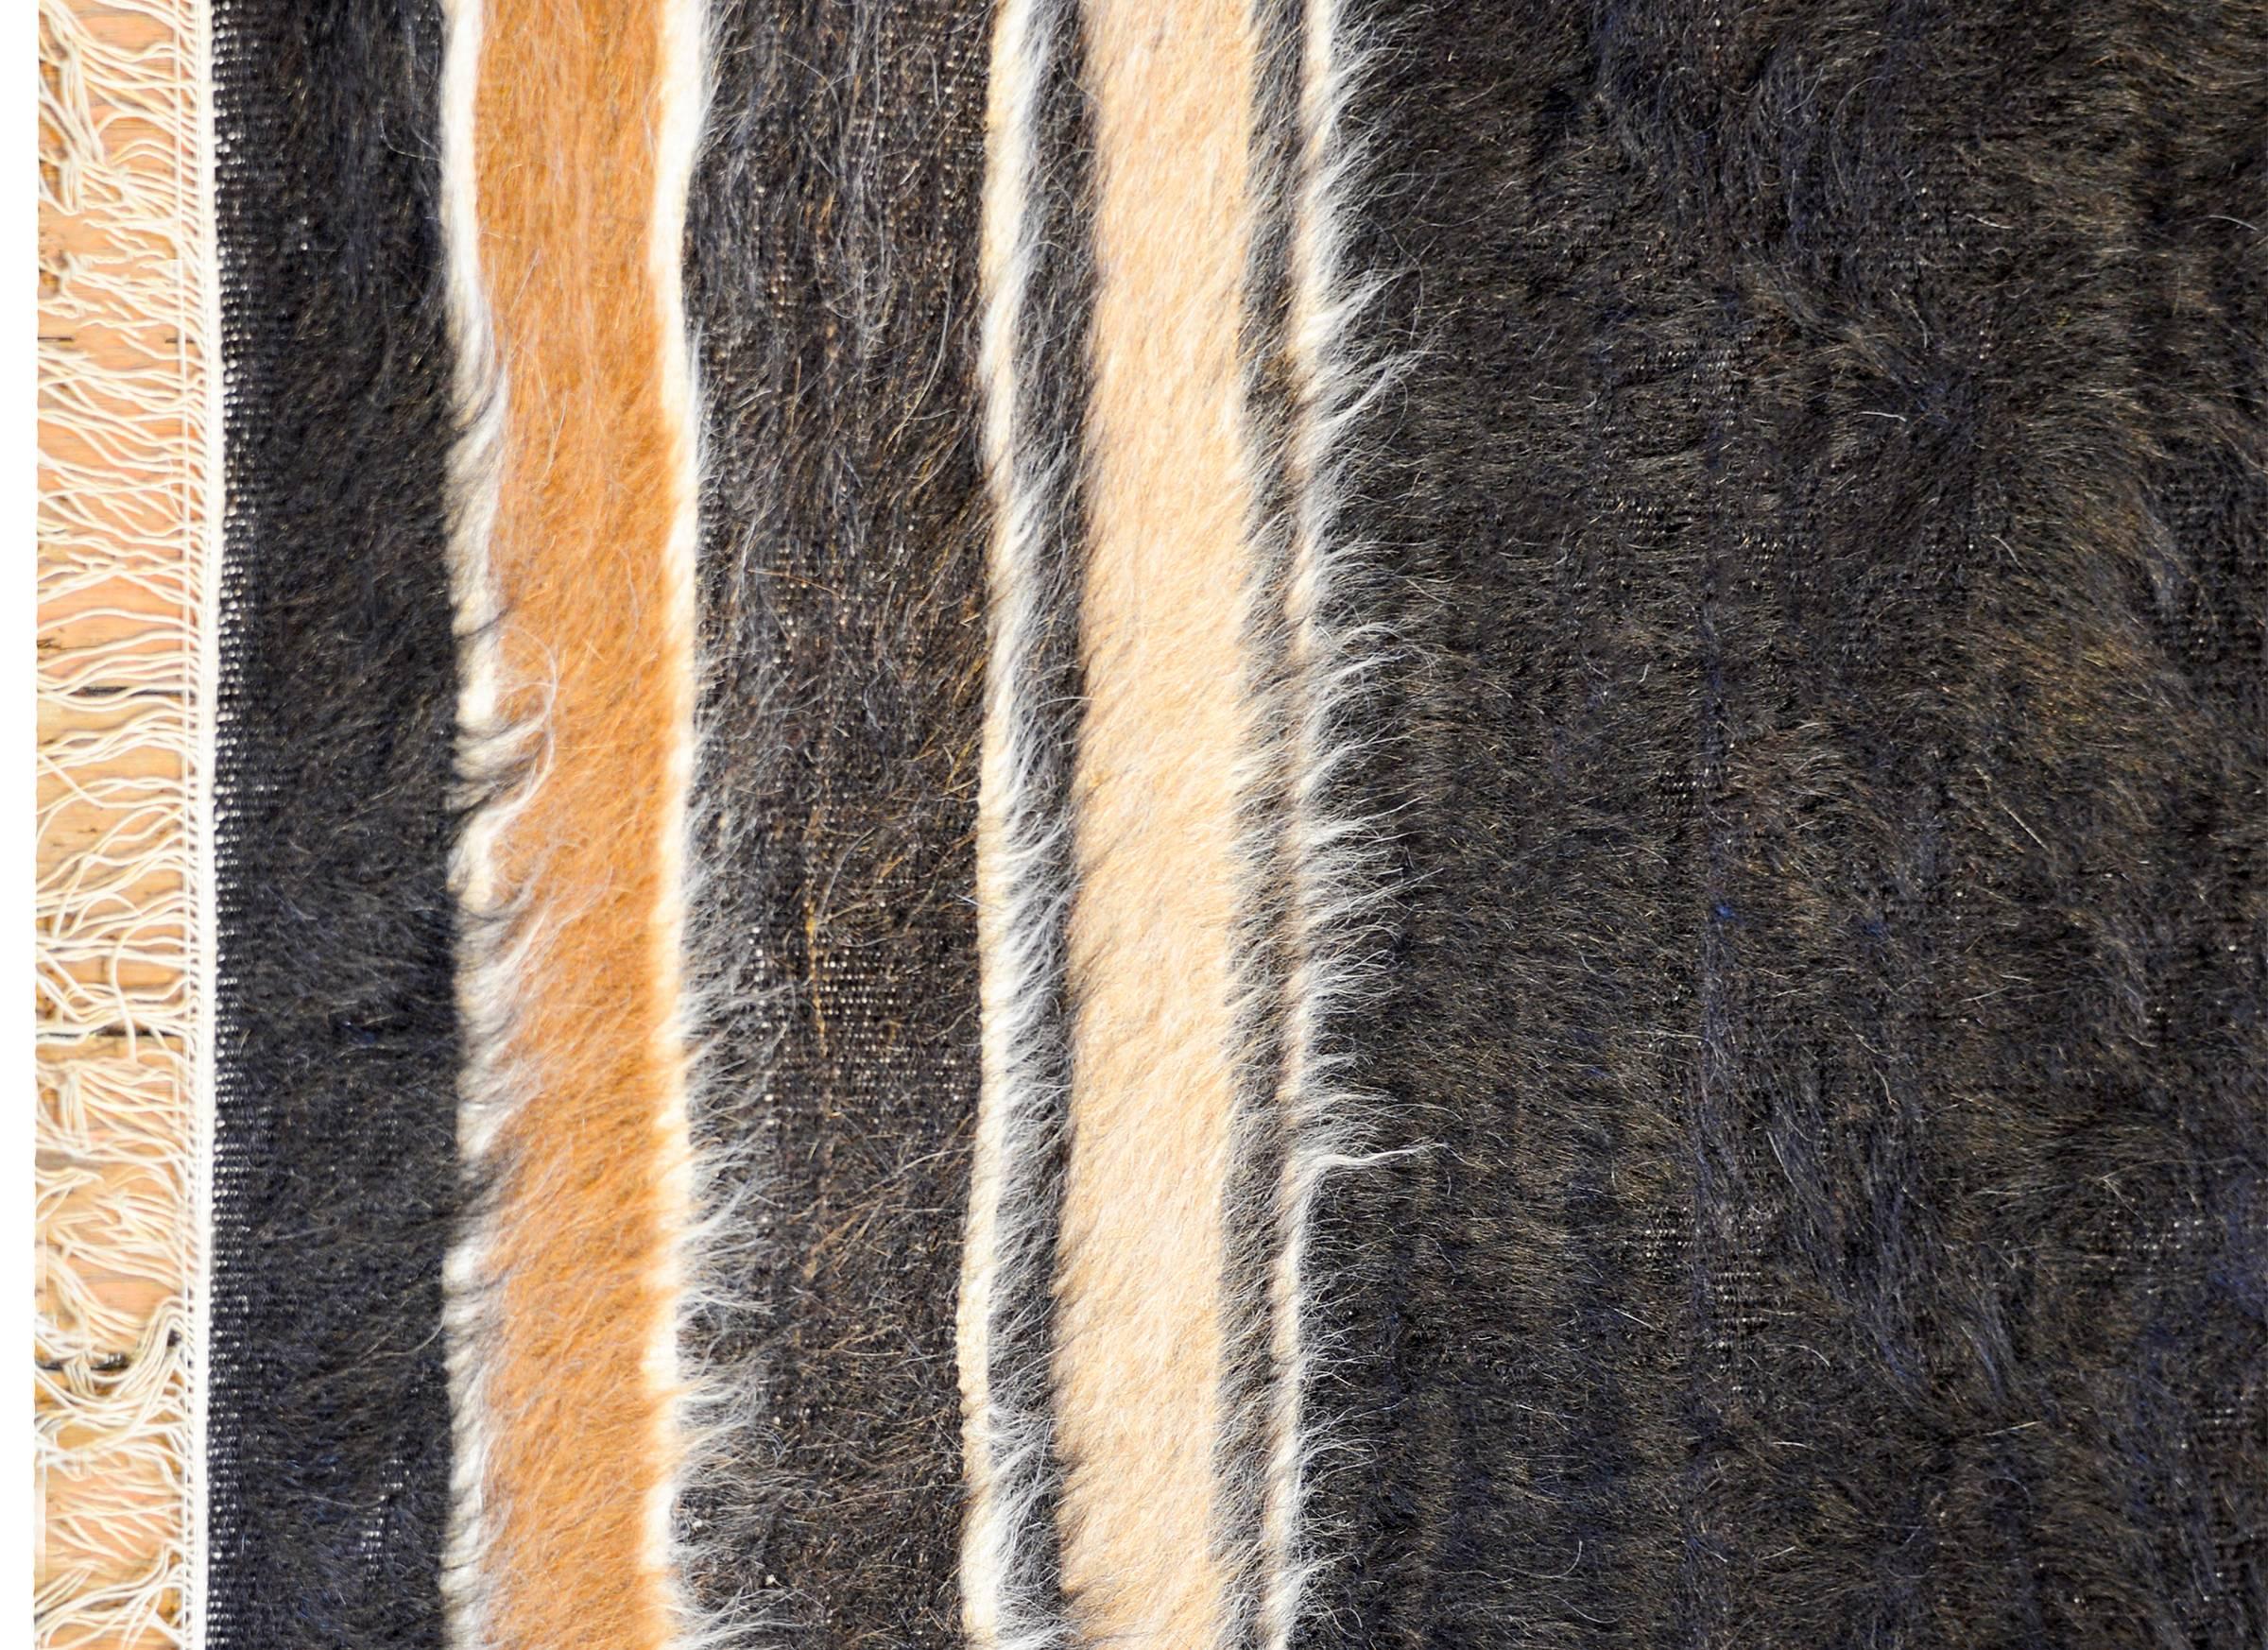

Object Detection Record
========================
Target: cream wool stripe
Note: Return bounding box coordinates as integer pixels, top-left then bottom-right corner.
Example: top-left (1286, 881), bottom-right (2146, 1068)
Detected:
top-left (1050, 0), bottom-right (1269, 1641)
top-left (963, 0), bottom-right (1379, 1645)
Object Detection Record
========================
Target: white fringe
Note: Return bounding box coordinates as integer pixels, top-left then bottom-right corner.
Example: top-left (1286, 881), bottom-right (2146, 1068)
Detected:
top-left (35, 0), bottom-right (214, 1643)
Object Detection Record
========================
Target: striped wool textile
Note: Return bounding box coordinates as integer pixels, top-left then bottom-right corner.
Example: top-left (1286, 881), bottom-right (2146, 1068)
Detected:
top-left (32, 2), bottom-right (2267, 1649)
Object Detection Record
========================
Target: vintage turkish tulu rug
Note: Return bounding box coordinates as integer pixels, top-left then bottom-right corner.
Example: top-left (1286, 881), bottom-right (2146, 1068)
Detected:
top-left (32, 1), bottom-right (2267, 1648)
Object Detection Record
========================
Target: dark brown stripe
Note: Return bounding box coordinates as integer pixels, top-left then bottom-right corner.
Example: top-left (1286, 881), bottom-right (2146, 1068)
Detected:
top-left (678, 1), bottom-right (998, 1642)
top-left (205, 0), bottom-right (462, 1640)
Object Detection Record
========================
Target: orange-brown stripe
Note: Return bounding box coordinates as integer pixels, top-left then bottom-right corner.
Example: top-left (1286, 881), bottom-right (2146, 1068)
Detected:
top-left (464, 0), bottom-right (694, 1641)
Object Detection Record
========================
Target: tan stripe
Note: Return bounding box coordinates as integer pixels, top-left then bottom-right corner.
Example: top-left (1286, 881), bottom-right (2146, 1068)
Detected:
top-left (1055, 1), bottom-right (1263, 1644)
top-left (458, 0), bottom-right (696, 1641)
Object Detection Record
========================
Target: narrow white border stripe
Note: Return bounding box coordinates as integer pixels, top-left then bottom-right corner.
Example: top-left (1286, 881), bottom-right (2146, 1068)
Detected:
top-left (648, 0), bottom-right (710, 1632)
top-left (435, 0), bottom-right (505, 1638)
top-left (960, 0), bottom-right (1073, 1644)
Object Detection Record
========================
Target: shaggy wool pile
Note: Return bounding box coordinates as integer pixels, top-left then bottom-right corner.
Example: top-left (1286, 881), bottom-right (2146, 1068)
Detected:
top-left (34, 1), bottom-right (2265, 1648)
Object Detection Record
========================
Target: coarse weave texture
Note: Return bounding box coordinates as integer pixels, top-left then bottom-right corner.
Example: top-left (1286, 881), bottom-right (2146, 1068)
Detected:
top-left (204, 0), bottom-right (462, 1641)
top-left (677, 0), bottom-right (993, 1642)
top-left (1304, 3), bottom-right (2268, 1646)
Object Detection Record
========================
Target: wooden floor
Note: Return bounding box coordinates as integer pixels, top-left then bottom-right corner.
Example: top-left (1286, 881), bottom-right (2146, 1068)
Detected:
top-left (36, 2), bottom-right (202, 1646)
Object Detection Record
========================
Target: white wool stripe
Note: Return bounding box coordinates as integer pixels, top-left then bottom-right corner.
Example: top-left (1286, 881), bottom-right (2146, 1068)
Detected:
top-left (961, 0), bottom-right (1075, 1645)
top-left (649, 0), bottom-right (709, 1633)
top-left (189, 0), bottom-right (224, 1629)
top-left (435, 0), bottom-right (506, 1640)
